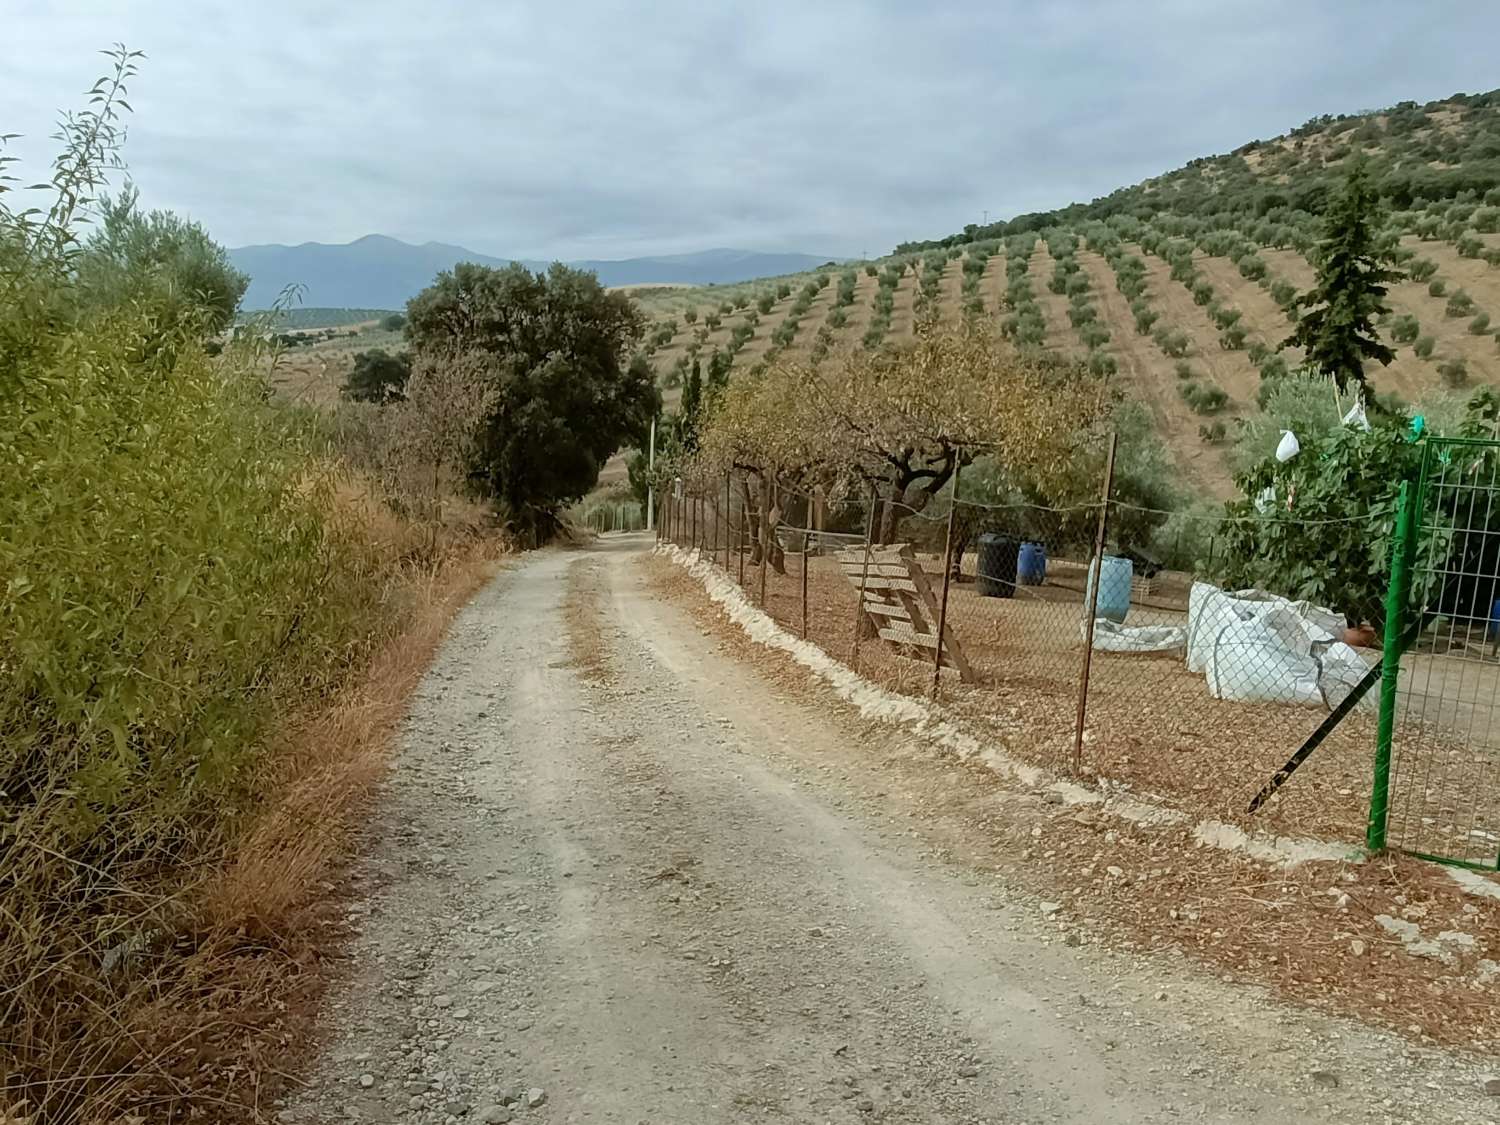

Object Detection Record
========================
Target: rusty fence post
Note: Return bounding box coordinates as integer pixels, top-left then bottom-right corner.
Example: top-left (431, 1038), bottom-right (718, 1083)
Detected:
top-left (1072, 431), bottom-right (1118, 775)
top-left (723, 472), bottom-right (732, 572)
top-left (737, 481), bottom-right (746, 587)
top-left (758, 484), bottom-right (770, 608)
top-left (801, 490), bottom-right (813, 639)
top-left (932, 454), bottom-right (962, 697)
top-left (849, 482), bottom-right (878, 667)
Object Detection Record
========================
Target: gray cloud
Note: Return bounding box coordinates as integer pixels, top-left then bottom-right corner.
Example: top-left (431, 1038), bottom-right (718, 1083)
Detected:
top-left (6, 1), bottom-right (1500, 258)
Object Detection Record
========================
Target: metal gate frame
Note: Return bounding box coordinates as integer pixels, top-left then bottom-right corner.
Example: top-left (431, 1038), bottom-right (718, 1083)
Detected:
top-left (1369, 436), bottom-right (1500, 870)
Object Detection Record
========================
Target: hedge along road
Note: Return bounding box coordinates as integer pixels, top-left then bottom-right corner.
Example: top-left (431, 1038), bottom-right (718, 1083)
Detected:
top-left (288, 534), bottom-right (1489, 1125)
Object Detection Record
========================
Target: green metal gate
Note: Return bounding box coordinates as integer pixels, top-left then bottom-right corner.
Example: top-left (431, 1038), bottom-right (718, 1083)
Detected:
top-left (1370, 437), bottom-right (1500, 870)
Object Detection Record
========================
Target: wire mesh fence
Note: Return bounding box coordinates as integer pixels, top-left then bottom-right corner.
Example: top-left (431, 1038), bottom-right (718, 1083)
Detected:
top-left (1384, 439), bottom-right (1500, 869)
top-left (656, 441), bottom-right (1500, 861)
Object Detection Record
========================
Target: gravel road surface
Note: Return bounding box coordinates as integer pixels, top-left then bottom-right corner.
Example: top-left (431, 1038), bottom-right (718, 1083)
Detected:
top-left (287, 536), bottom-right (1496, 1125)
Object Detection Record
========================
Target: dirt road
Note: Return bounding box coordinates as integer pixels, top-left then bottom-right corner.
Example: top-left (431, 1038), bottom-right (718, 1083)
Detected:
top-left (288, 536), bottom-right (1493, 1125)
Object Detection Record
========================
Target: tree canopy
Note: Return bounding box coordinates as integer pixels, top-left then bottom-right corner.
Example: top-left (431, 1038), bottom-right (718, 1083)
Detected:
top-left (405, 261), bottom-right (657, 539)
top-left (342, 348), bottom-right (411, 403)
top-left (1283, 163), bottom-right (1403, 393)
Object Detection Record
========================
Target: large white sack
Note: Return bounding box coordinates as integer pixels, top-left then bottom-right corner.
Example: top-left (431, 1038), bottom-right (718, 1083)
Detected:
top-left (1186, 582), bottom-right (1343, 674)
top-left (1206, 604), bottom-right (1323, 704)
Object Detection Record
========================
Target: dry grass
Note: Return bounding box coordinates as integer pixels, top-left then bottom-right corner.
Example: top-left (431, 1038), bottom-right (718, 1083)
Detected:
top-left (562, 557), bottom-right (612, 683)
top-left (0, 483), bottom-right (507, 1125)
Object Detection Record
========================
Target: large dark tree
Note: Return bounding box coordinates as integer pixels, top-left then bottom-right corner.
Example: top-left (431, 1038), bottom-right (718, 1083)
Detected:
top-left (342, 348), bottom-right (411, 402)
top-left (1282, 162), bottom-right (1404, 392)
top-left (405, 262), bottom-right (657, 540)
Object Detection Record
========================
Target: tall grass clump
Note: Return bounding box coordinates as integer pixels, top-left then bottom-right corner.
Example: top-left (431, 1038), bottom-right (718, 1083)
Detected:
top-left (1, 52), bottom-right (497, 1122)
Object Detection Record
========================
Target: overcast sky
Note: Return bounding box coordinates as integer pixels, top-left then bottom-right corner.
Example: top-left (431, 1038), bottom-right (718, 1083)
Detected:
top-left (6, 2), bottom-right (1500, 260)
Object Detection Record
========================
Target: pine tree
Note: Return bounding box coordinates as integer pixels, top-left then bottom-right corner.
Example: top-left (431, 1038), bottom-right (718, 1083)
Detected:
top-left (1283, 161), bottom-right (1403, 392)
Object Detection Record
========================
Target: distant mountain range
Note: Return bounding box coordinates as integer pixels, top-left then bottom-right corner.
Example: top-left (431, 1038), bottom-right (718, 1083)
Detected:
top-left (228, 235), bottom-right (833, 310)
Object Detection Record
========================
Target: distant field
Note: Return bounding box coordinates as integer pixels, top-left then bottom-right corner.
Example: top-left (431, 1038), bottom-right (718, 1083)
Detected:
top-left (249, 307), bottom-right (398, 329)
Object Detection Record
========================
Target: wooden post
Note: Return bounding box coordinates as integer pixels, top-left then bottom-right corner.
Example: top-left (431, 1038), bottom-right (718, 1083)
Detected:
top-left (932, 455), bottom-right (962, 697)
top-left (737, 483), bottom-right (746, 586)
top-left (724, 471), bottom-right (732, 572)
top-left (849, 482), bottom-right (878, 666)
top-left (1073, 431), bottom-right (1118, 776)
top-left (801, 491), bottom-right (813, 639)
top-left (758, 482), bottom-right (770, 607)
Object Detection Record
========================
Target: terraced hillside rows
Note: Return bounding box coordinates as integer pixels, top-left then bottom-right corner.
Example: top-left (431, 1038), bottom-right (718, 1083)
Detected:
top-left (627, 93), bottom-right (1500, 498)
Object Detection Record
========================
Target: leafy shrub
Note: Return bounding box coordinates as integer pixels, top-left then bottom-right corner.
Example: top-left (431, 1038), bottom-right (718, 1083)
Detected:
top-left (1191, 279), bottom-right (1215, 306)
top-left (1470, 312), bottom-right (1492, 334)
top-left (757, 294), bottom-right (774, 314)
top-left (1179, 381), bottom-right (1229, 414)
top-left (828, 307), bottom-right (848, 329)
top-left (1446, 289), bottom-right (1477, 317)
top-left (382, 312), bottom-right (406, 331)
top-left (1153, 326), bottom-right (1190, 357)
top-left (776, 282), bottom-right (792, 300)
top-left (1429, 277), bottom-right (1448, 297)
top-left (865, 264), bottom-right (879, 277)
top-left (705, 313), bottom-right (721, 330)
top-left (1174, 359), bottom-right (1195, 380)
top-left (1199, 420), bottom-right (1228, 443)
top-left (1408, 257), bottom-right (1438, 282)
top-left (1438, 357), bottom-right (1469, 386)
top-left (1457, 235), bottom-right (1485, 258)
top-left (684, 308), bottom-right (698, 324)
top-left (1390, 313), bottom-right (1421, 343)
top-left (1414, 334), bottom-right (1437, 358)
top-left (1247, 340), bottom-right (1269, 363)
top-left (1219, 324), bottom-right (1248, 350)
top-left (1270, 278), bottom-right (1298, 308)
top-left (1079, 323), bottom-right (1110, 349)
top-left (1086, 350), bottom-right (1117, 376)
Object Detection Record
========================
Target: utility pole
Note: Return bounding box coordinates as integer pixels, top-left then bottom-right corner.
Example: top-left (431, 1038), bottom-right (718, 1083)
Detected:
top-left (645, 417), bottom-right (656, 532)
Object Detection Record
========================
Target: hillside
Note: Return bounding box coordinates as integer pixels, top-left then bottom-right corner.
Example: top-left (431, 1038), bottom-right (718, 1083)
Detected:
top-left (230, 235), bottom-right (831, 309)
top-left (630, 89), bottom-right (1500, 498)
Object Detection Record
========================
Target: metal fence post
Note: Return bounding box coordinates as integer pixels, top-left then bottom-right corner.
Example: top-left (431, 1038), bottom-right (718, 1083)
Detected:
top-left (1369, 477), bottom-right (1419, 853)
top-left (932, 455), bottom-right (962, 696)
top-left (737, 481), bottom-right (746, 586)
top-left (849, 482), bottom-right (878, 666)
top-left (801, 491), bottom-right (813, 639)
top-left (1072, 431), bottom-right (1118, 775)
top-left (758, 482), bottom-right (770, 607)
top-left (724, 472), bottom-right (732, 572)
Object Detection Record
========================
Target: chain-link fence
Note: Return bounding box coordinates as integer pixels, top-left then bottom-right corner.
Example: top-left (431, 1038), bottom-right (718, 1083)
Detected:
top-left (656, 443), bottom-right (1499, 862)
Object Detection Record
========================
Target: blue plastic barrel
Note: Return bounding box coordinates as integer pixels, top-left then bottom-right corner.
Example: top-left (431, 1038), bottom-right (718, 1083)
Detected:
top-left (1086, 555), bottom-right (1133, 624)
top-left (1017, 541), bottom-right (1047, 585)
top-left (1490, 598), bottom-right (1500, 640)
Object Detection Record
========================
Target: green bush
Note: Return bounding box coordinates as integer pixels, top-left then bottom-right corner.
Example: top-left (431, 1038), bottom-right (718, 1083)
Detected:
top-left (1390, 313), bottom-right (1421, 343)
top-left (1190, 279), bottom-right (1215, 306)
top-left (1429, 277), bottom-right (1448, 297)
top-left (1270, 278), bottom-right (1298, 308)
top-left (1153, 326), bottom-right (1190, 357)
top-left (1199, 420), bottom-right (1228, 443)
top-left (1408, 257), bottom-right (1439, 282)
top-left (1438, 356), bottom-right (1469, 386)
top-left (1446, 289), bottom-right (1477, 317)
top-left (1457, 234), bottom-right (1485, 258)
top-left (684, 308), bottom-right (698, 324)
top-left (1179, 381), bottom-right (1229, 414)
top-left (865, 264), bottom-right (879, 277)
top-left (1086, 349), bottom-right (1117, 376)
top-left (1470, 312), bottom-right (1492, 334)
top-left (1219, 324), bottom-right (1248, 350)
top-left (1414, 334), bottom-right (1437, 358)
top-left (1174, 359), bottom-right (1195, 380)
top-left (757, 293), bottom-right (774, 314)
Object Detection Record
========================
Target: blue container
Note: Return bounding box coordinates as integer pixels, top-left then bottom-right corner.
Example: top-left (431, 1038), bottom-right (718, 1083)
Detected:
top-left (1086, 555), bottom-right (1133, 624)
top-left (1017, 541), bottom-right (1047, 585)
top-left (1490, 598), bottom-right (1500, 640)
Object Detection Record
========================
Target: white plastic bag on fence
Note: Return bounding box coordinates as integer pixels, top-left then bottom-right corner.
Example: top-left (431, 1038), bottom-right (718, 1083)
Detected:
top-left (1084, 619), bottom-right (1188, 653)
